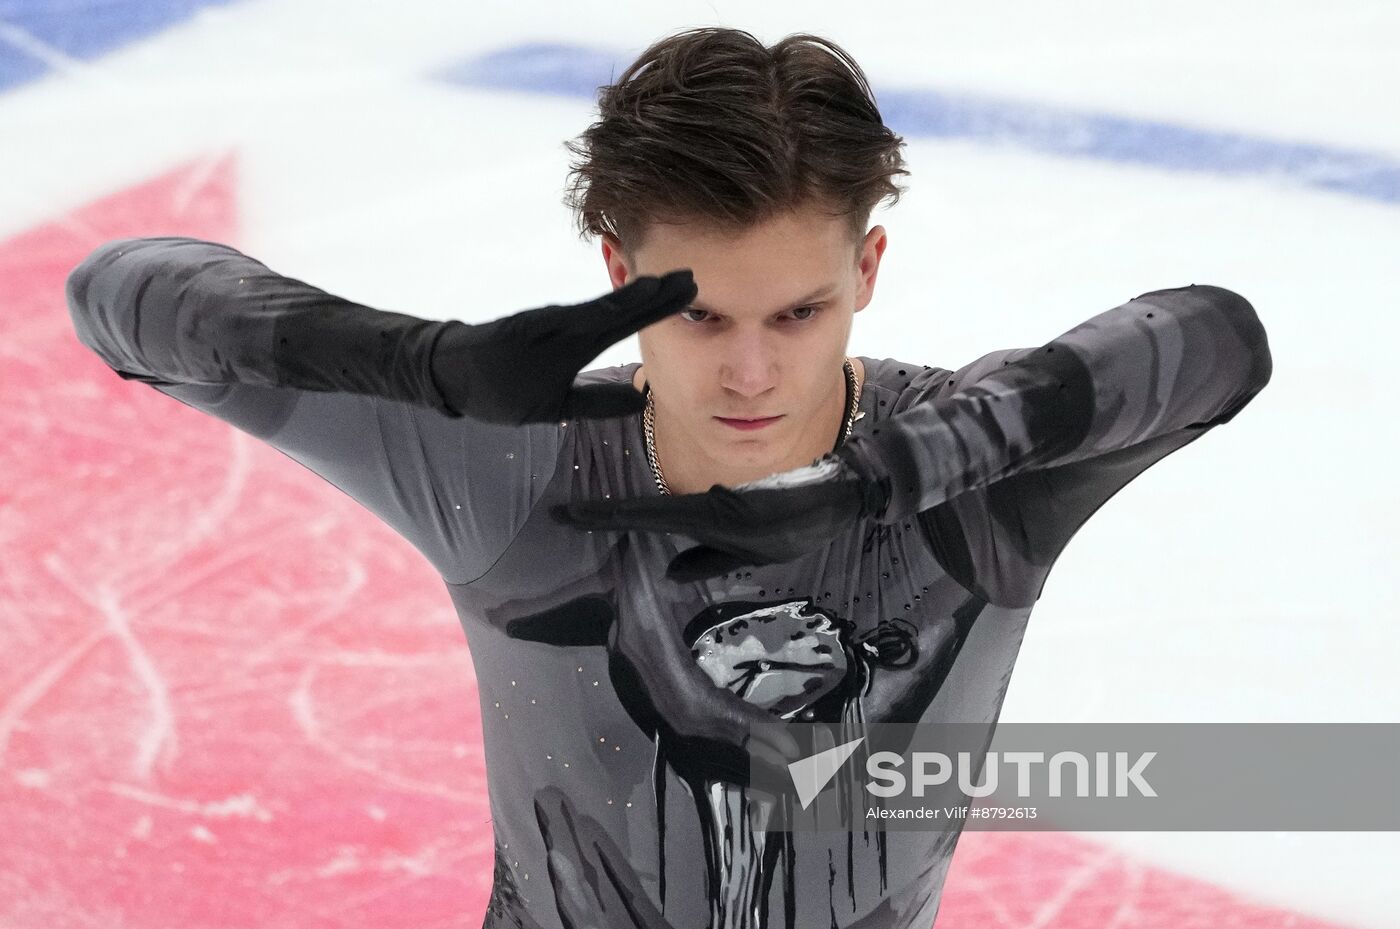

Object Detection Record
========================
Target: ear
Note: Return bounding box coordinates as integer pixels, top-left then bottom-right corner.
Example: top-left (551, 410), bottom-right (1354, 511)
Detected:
top-left (601, 234), bottom-right (631, 289)
top-left (854, 225), bottom-right (887, 313)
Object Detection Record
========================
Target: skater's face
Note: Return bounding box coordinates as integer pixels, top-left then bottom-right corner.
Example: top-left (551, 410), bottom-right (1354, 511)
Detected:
top-left (603, 202), bottom-right (887, 483)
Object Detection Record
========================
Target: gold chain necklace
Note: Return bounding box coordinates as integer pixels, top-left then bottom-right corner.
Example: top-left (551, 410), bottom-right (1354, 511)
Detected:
top-left (642, 358), bottom-right (862, 496)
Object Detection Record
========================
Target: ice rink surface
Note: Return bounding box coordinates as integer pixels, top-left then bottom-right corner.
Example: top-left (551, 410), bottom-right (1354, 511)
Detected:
top-left (1, 1), bottom-right (1397, 926)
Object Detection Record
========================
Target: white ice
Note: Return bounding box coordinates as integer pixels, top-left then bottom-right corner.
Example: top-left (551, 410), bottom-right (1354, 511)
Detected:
top-left (2, 1), bottom-right (1396, 926)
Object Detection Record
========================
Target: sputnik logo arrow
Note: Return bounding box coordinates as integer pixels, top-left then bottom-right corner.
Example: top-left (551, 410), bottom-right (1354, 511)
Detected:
top-left (788, 736), bottom-right (865, 809)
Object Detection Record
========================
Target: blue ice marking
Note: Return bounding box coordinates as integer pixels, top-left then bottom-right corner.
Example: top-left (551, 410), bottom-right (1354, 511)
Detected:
top-left (0, 0), bottom-right (238, 93)
top-left (436, 42), bottom-right (1400, 206)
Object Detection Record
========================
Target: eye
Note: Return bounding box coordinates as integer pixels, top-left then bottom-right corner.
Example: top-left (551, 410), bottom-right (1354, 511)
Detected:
top-left (680, 308), bottom-right (711, 323)
top-left (789, 305), bottom-right (821, 321)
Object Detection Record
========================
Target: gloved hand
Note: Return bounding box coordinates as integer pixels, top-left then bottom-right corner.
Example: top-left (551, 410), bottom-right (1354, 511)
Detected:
top-left (429, 270), bottom-right (697, 424)
top-left (551, 450), bottom-right (890, 582)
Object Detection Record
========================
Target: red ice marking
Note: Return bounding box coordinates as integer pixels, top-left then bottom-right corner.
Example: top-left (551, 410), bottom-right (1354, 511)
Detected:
top-left (0, 157), bottom-right (1351, 928)
top-left (0, 154), bottom-right (493, 927)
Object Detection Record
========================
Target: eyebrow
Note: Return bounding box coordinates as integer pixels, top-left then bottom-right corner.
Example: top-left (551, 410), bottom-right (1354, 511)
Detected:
top-left (688, 284), bottom-right (837, 315)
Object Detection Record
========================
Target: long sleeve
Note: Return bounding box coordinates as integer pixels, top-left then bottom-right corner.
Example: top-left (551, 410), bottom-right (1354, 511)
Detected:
top-left (65, 236), bottom-right (565, 585)
top-left (841, 284), bottom-right (1272, 606)
top-left (65, 236), bottom-right (458, 407)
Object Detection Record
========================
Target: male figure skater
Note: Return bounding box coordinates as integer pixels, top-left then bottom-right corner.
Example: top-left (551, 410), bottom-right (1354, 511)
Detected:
top-left (66, 26), bottom-right (1271, 929)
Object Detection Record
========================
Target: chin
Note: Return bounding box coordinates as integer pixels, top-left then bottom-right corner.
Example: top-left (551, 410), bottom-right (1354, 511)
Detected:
top-left (719, 433), bottom-right (790, 472)
top-left (712, 422), bottom-right (780, 444)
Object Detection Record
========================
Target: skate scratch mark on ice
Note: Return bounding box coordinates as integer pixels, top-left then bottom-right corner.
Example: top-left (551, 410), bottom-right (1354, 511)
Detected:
top-left (958, 870), bottom-right (1021, 928)
top-left (0, 1), bottom-right (238, 94)
top-left (290, 663), bottom-right (476, 802)
top-left (309, 837), bottom-right (474, 918)
top-left (102, 782), bottom-right (275, 821)
top-left (1101, 857), bottom-right (1146, 929)
top-left (0, 624), bottom-right (108, 765)
top-left (94, 584), bottom-right (179, 780)
top-left (232, 559), bottom-right (370, 667)
top-left (1024, 841), bottom-right (1122, 929)
top-left (124, 510), bottom-right (324, 621)
top-left (0, 17), bottom-right (107, 79)
top-left (172, 151), bottom-right (234, 214)
top-left (171, 428), bottom-right (252, 546)
top-left (48, 213), bottom-right (107, 242)
top-left (13, 556), bottom-right (180, 781)
top-left (119, 428), bottom-right (251, 599)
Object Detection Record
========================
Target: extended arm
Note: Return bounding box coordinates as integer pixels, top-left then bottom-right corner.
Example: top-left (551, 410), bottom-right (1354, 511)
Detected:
top-left (555, 284), bottom-right (1272, 584)
top-left (66, 236), bottom-right (695, 421)
top-left (839, 283), bottom-right (1272, 523)
top-left (67, 236), bottom-right (695, 584)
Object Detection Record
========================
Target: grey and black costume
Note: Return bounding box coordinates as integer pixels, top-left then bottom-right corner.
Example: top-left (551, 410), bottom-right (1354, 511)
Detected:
top-left (66, 237), bottom-right (1271, 929)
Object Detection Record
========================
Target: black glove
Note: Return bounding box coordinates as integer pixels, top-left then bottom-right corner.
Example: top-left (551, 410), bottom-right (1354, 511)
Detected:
top-left (68, 237), bottom-right (697, 420)
top-left (551, 450), bottom-right (889, 582)
top-left (429, 271), bottom-right (697, 424)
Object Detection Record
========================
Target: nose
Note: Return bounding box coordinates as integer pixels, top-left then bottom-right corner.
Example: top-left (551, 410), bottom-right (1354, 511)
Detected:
top-left (719, 335), bottom-right (779, 400)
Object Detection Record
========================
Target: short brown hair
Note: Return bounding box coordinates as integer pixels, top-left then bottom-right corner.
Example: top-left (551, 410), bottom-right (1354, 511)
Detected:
top-left (562, 27), bottom-right (910, 257)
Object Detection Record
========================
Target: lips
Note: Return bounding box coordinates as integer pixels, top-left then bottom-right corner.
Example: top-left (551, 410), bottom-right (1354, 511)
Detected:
top-left (715, 415), bottom-right (783, 431)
